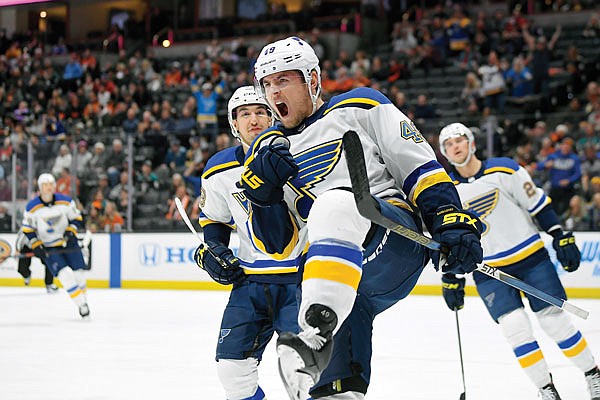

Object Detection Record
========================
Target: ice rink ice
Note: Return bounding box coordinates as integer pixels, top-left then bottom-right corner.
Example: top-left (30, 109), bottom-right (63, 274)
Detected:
top-left (1, 286), bottom-right (599, 400)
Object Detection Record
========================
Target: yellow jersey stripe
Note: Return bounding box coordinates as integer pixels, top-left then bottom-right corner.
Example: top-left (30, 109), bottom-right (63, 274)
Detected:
top-left (485, 241), bottom-right (545, 267)
top-left (323, 97), bottom-right (380, 116)
top-left (243, 267), bottom-right (298, 274)
top-left (245, 130), bottom-right (285, 166)
top-left (411, 171), bottom-right (452, 203)
top-left (303, 260), bottom-right (362, 290)
top-left (484, 167), bottom-right (516, 175)
top-left (202, 161), bottom-right (241, 179)
top-left (29, 204), bottom-right (44, 213)
top-left (518, 350), bottom-right (544, 368)
top-left (249, 211), bottom-right (299, 260)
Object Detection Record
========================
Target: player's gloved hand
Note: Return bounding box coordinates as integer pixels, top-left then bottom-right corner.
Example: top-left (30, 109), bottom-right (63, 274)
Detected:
top-left (238, 141), bottom-right (298, 207)
top-left (551, 231), bottom-right (580, 272)
top-left (431, 205), bottom-right (483, 275)
top-left (193, 241), bottom-right (246, 285)
top-left (32, 244), bottom-right (48, 260)
top-left (442, 274), bottom-right (466, 311)
top-left (64, 230), bottom-right (78, 246)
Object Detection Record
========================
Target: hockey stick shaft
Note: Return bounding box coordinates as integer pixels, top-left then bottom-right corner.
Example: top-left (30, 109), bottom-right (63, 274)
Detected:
top-left (174, 197), bottom-right (228, 268)
top-left (342, 130), bottom-right (589, 320)
top-left (455, 310), bottom-right (466, 400)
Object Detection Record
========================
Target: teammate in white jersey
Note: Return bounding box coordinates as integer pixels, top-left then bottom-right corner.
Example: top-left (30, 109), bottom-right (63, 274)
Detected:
top-left (237, 36), bottom-right (484, 400)
top-left (439, 122), bottom-right (600, 400)
top-left (22, 173), bottom-right (90, 318)
top-left (193, 86), bottom-right (300, 400)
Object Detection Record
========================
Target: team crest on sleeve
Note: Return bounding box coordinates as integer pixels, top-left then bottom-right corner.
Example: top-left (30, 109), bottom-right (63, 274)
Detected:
top-left (287, 139), bottom-right (343, 221)
top-left (463, 189), bottom-right (499, 236)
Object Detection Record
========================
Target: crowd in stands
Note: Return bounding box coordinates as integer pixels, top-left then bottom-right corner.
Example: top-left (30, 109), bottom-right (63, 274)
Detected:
top-left (0, 2), bottom-right (599, 232)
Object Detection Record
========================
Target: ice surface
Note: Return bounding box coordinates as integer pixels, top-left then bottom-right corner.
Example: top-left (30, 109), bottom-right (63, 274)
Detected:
top-left (1, 287), bottom-right (598, 399)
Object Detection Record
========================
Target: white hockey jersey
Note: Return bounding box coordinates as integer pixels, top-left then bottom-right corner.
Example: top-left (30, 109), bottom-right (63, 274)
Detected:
top-left (450, 157), bottom-right (551, 267)
top-left (245, 87), bottom-right (456, 259)
top-left (199, 146), bottom-right (299, 274)
top-left (22, 193), bottom-right (83, 248)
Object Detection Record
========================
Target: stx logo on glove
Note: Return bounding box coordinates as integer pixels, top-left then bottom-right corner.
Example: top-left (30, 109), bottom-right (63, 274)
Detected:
top-left (442, 212), bottom-right (479, 227)
top-left (241, 169), bottom-right (264, 190)
top-left (558, 236), bottom-right (576, 247)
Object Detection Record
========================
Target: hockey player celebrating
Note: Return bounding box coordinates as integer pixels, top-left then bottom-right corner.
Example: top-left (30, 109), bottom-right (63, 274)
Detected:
top-left (237, 36), bottom-right (484, 400)
top-left (193, 86), bottom-right (300, 400)
top-left (22, 173), bottom-right (90, 318)
top-left (439, 123), bottom-right (600, 400)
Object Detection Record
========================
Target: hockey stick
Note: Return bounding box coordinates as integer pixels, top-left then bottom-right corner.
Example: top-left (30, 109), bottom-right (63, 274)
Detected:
top-left (2, 230), bottom-right (93, 259)
top-left (174, 197), bottom-right (228, 268)
top-left (342, 130), bottom-right (589, 320)
top-left (455, 309), bottom-right (466, 400)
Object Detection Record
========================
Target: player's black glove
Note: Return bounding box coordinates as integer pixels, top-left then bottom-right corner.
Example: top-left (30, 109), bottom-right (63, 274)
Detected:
top-left (238, 141), bottom-right (298, 207)
top-left (193, 241), bottom-right (245, 285)
top-left (442, 274), bottom-right (466, 311)
top-left (551, 231), bottom-right (580, 272)
top-left (64, 230), bottom-right (78, 247)
top-left (431, 205), bottom-right (483, 275)
top-left (32, 244), bottom-right (48, 260)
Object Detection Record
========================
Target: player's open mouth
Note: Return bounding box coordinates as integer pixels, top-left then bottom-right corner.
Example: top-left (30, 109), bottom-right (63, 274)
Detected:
top-left (276, 101), bottom-right (289, 117)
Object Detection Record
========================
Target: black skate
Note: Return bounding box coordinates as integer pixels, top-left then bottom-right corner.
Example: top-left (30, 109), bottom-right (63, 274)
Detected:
top-left (538, 382), bottom-right (561, 400)
top-left (276, 304), bottom-right (337, 400)
top-left (79, 303), bottom-right (90, 319)
top-left (46, 284), bottom-right (59, 294)
top-left (585, 366), bottom-right (600, 400)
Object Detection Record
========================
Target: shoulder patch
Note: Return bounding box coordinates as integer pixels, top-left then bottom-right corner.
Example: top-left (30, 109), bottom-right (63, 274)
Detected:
top-left (324, 87), bottom-right (391, 116)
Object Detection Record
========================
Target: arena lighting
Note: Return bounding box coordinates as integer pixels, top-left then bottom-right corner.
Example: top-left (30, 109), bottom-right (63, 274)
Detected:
top-left (39, 10), bottom-right (46, 18)
top-left (0, 0), bottom-right (54, 5)
top-left (162, 39), bottom-right (171, 48)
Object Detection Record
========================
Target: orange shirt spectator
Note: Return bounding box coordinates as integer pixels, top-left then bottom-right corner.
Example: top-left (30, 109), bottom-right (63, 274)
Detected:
top-left (166, 186), bottom-right (191, 220)
top-left (102, 201), bottom-right (124, 232)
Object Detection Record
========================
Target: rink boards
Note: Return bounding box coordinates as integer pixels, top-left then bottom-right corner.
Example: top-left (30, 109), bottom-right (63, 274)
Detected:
top-left (1, 231), bottom-right (599, 298)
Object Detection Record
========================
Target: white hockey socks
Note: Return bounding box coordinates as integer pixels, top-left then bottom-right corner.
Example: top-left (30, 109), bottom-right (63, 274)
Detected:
top-left (536, 306), bottom-right (596, 373)
top-left (499, 308), bottom-right (551, 388)
top-left (217, 358), bottom-right (264, 400)
top-left (57, 267), bottom-right (87, 308)
top-left (73, 269), bottom-right (88, 299)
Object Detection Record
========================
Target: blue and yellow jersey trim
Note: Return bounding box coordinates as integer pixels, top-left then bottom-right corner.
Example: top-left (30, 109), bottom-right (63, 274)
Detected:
top-left (245, 129), bottom-right (286, 166)
top-left (403, 160), bottom-right (453, 204)
top-left (528, 193), bottom-right (551, 216)
top-left (483, 157), bottom-right (519, 176)
top-left (248, 210), bottom-right (299, 260)
top-left (202, 146), bottom-right (242, 180)
top-left (239, 259), bottom-right (298, 274)
top-left (484, 234), bottom-right (545, 267)
top-left (198, 212), bottom-right (235, 229)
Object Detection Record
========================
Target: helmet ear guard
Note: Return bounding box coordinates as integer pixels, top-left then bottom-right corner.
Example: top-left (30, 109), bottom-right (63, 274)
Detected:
top-left (438, 123), bottom-right (476, 167)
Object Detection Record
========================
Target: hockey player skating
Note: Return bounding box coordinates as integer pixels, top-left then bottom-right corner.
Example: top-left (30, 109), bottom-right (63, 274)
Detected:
top-left (16, 226), bottom-right (59, 293)
top-left (193, 86), bottom-right (300, 400)
top-left (22, 173), bottom-right (90, 318)
top-left (439, 123), bottom-right (600, 400)
top-left (238, 36), bottom-right (484, 400)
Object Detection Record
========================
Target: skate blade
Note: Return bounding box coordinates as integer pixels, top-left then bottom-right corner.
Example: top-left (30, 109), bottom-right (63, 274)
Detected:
top-left (277, 344), bottom-right (315, 400)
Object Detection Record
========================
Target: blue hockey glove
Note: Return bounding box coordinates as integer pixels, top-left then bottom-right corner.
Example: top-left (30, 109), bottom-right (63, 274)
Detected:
top-left (552, 231), bottom-right (580, 272)
top-left (193, 241), bottom-right (245, 285)
top-left (431, 205), bottom-right (483, 275)
top-left (64, 230), bottom-right (78, 246)
top-left (32, 244), bottom-right (48, 260)
top-left (238, 142), bottom-right (298, 207)
top-left (442, 274), bottom-right (466, 311)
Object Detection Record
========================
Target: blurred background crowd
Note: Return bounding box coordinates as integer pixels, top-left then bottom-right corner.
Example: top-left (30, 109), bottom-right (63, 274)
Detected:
top-left (0, 0), bottom-right (599, 233)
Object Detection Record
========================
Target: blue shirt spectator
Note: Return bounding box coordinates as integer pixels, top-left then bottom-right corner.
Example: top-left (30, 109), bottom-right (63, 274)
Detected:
top-left (505, 57), bottom-right (534, 98)
top-left (63, 54), bottom-right (84, 80)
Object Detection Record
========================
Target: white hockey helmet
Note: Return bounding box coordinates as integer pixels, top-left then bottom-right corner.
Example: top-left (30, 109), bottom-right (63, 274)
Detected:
top-left (254, 36), bottom-right (321, 111)
top-left (227, 86), bottom-right (273, 140)
top-left (439, 123), bottom-right (476, 167)
top-left (37, 173), bottom-right (56, 189)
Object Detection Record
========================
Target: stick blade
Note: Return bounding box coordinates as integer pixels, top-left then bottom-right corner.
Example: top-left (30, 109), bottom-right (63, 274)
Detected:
top-left (562, 301), bottom-right (590, 320)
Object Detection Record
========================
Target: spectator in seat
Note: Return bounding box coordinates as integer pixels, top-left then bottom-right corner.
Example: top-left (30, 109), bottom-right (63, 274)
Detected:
top-left (562, 195), bottom-right (590, 231)
top-left (164, 139), bottom-right (187, 172)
